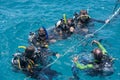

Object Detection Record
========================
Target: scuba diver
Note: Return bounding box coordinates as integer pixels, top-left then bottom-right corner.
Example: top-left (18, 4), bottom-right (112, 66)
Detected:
top-left (72, 40), bottom-right (114, 80)
top-left (12, 46), bottom-right (37, 73)
top-left (12, 46), bottom-right (60, 70)
top-left (53, 19), bottom-right (75, 39)
top-left (52, 14), bottom-right (75, 39)
top-left (67, 18), bottom-right (75, 35)
top-left (12, 46), bottom-right (61, 79)
top-left (29, 27), bottom-right (49, 48)
top-left (55, 19), bottom-right (68, 36)
top-left (55, 19), bottom-right (70, 36)
top-left (73, 10), bottom-right (110, 34)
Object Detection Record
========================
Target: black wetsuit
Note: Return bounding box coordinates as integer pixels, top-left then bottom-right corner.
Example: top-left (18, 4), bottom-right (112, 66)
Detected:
top-left (78, 14), bottom-right (105, 23)
top-left (37, 33), bottom-right (47, 41)
top-left (36, 49), bottom-right (58, 66)
top-left (56, 23), bottom-right (69, 33)
top-left (76, 15), bottom-right (105, 28)
top-left (32, 32), bottom-right (48, 47)
top-left (87, 55), bottom-right (113, 76)
top-left (13, 54), bottom-right (34, 71)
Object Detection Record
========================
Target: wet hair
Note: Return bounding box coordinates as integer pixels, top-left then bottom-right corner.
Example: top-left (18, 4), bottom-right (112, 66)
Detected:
top-left (92, 48), bottom-right (103, 61)
top-left (80, 10), bottom-right (88, 15)
top-left (24, 46), bottom-right (35, 58)
top-left (39, 27), bottom-right (44, 30)
top-left (25, 46), bottom-right (35, 53)
top-left (38, 28), bottom-right (44, 32)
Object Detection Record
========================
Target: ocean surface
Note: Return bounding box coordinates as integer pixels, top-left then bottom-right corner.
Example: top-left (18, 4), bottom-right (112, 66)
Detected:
top-left (0, 0), bottom-right (120, 80)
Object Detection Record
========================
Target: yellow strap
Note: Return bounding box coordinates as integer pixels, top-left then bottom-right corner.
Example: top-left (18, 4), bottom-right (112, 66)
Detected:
top-left (27, 64), bottom-right (31, 69)
top-left (27, 65), bottom-right (33, 72)
top-left (29, 59), bottom-right (34, 65)
top-left (80, 15), bottom-right (90, 19)
top-left (17, 58), bottom-right (22, 70)
top-left (18, 46), bottom-right (26, 49)
top-left (27, 59), bottom-right (35, 70)
top-left (45, 44), bottom-right (49, 48)
top-left (63, 14), bottom-right (67, 24)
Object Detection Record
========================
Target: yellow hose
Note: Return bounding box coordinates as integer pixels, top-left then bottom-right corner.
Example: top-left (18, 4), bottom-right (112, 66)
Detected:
top-left (18, 46), bottom-right (26, 49)
top-left (63, 14), bottom-right (67, 24)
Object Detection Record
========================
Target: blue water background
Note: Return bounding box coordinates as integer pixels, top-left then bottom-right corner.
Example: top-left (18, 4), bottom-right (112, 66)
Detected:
top-left (0, 0), bottom-right (120, 80)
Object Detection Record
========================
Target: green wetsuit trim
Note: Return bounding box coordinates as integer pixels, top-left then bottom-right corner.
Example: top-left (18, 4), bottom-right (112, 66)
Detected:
top-left (74, 42), bottom-right (107, 70)
top-left (97, 42), bottom-right (107, 54)
top-left (75, 62), bottom-right (93, 70)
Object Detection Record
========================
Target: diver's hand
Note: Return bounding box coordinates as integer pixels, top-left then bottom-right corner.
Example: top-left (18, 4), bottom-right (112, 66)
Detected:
top-left (70, 27), bottom-right (75, 32)
top-left (73, 57), bottom-right (78, 62)
top-left (50, 39), bottom-right (57, 43)
top-left (56, 53), bottom-right (60, 58)
top-left (105, 19), bottom-right (110, 23)
top-left (44, 44), bottom-right (49, 48)
top-left (92, 40), bottom-right (99, 44)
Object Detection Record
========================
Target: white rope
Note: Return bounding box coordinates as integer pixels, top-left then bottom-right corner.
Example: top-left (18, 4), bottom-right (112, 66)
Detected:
top-left (92, 8), bottom-right (120, 35)
top-left (42, 7), bottom-right (120, 70)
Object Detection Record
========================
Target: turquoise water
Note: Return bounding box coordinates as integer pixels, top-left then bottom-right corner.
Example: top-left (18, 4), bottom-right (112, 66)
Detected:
top-left (0, 0), bottom-right (120, 80)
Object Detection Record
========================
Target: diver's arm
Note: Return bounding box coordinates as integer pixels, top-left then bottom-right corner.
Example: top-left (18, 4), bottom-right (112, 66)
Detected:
top-left (75, 62), bottom-right (93, 70)
top-left (52, 52), bottom-right (60, 58)
top-left (93, 40), bottom-right (108, 54)
top-left (51, 52), bottom-right (57, 56)
top-left (90, 18), bottom-right (105, 23)
top-left (97, 42), bottom-right (107, 54)
top-left (48, 52), bottom-right (60, 58)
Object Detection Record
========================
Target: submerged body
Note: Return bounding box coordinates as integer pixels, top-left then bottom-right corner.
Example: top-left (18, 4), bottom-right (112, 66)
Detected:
top-left (72, 40), bottom-right (114, 80)
top-left (11, 46), bottom-right (61, 80)
top-left (73, 10), bottom-right (109, 35)
top-left (29, 27), bottom-right (49, 48)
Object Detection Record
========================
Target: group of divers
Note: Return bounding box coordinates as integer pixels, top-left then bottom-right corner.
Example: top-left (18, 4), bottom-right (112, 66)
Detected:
top-left (12, 10), bottom-right (115, 80)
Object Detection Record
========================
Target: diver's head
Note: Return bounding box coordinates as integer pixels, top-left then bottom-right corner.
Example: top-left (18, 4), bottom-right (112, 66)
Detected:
top-left (80, 10), bottom-right (88, 15)
top-left (25, 46), bottom-right (35, 55)
top-left (79, 10), bottom-right (89, 21)
top-left (92, 48), bottom-right (103, 60)
top-left (38, 28), bottom-right (45, 34)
